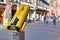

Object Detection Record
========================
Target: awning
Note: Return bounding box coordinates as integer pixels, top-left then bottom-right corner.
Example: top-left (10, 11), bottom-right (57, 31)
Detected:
top-left (36, 8), bottom-right (49, 12)
top-left (37, 6), bottom-right (49, 12)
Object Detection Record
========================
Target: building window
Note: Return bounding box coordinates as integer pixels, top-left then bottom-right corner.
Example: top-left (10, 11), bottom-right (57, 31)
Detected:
top-left (10, 0), bottom-right (13, 2)
top-left (10, 0), bottom-right (19, 3)
top-left (30, 0), bottom-right (34, 4)
top-left (27, 0), bottom-right (30, 2)
top-left (16, 0), bottom-right (18, 3)
top-left (0, 0), bottom-right (4, 2)
top-left (22, 0), bottom-right (25, 1)
top-left (22, 0), bottom-right (27, 2)
top-left (39, 1), bottom-right (40, 6)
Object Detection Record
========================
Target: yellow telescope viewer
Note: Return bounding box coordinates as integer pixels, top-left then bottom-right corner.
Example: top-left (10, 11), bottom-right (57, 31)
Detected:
top-left (6, 5), bottom-right (30, 32)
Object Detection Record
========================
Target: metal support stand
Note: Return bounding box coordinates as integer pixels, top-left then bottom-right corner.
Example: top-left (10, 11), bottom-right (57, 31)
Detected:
top-left (13, 31), bottom-right (24, 40)
top-left (19, 31), bottom-right (24, 40)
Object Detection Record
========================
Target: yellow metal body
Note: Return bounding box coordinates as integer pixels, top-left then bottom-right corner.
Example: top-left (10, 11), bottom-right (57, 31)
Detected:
top-left (15, 5), bottom-right (30, 32)
top-left (6, 5), bottom-right (30, 32)
top-left (6, 5), bottom-right (24, 30)
top-left (16, 5), bottom-right (30, 28)
top-left (20, 22), bottom-right (27, 32)
top-left (8, 5), bottom-right (24, 25)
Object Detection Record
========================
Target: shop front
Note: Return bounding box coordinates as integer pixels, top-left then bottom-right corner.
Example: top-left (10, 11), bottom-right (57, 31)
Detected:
top-left (36, 9), bottom-right (49, 21)
top-left (27, 9), bottom-right (49, 23)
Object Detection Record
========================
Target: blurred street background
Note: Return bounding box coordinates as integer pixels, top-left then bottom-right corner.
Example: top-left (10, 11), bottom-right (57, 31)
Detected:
top-left (0, 0), bottom-right (60, 40)
top-left (0, 0), bottom-right (60, 25)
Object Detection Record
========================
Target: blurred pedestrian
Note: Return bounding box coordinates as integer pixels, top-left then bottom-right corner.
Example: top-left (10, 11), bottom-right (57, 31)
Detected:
top-left (52, 14), bottom-right (57, 25)
top-left (44, 15), bottom-right (46, 24)
top-left (46, 15), bottom-right (49, 25)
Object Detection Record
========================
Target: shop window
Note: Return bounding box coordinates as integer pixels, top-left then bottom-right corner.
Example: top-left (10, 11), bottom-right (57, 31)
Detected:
top-left (0, 0), bottom-right (4, 2)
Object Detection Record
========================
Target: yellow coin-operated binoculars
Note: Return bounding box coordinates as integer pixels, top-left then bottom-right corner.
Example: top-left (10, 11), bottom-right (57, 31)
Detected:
top-left (6, 5), bottom-right (30, 32)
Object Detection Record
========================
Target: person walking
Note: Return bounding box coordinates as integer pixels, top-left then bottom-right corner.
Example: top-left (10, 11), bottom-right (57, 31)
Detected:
top-left (44, 15), bottom-right (46, 24)
top-left (46, 15), bottom-right (49, 25)
top-left (52, 14), bottom-right (57, 25)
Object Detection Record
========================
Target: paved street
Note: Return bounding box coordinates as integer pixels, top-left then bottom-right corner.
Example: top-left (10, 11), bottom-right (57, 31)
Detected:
top-left (25, 21), bottom-right (60, 30)
top-left (0, 21), bottom-right (60, 40)
top-left (0, 24), bottom-right (6, 29)
top-left (25, 21), bottom-right (60, 40)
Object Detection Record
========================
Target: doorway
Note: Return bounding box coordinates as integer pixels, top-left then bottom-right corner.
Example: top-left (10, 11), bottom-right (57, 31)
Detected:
top-left (11, 4), bottom-right (17, 19)
top-left (11, 9), bottom-right (16, 18)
